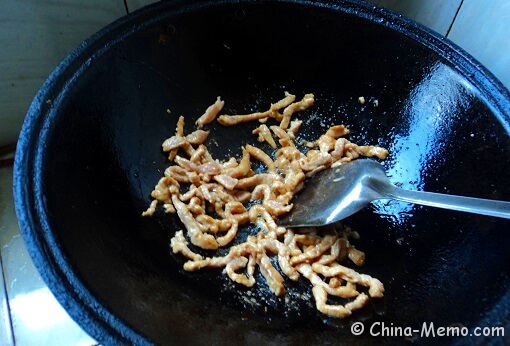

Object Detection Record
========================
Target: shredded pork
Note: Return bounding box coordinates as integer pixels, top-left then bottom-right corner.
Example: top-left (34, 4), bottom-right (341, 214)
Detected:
top-left (196, 96), bottom-right (224, 128)
top-left (143, 93), bottom-right (388, 318)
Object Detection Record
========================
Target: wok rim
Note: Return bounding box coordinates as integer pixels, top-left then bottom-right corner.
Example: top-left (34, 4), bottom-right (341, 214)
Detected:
top-left (13, 0), bottom-right (510, 344)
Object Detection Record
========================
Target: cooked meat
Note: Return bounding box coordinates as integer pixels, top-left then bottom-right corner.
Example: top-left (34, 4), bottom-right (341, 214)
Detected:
top-left (297, 262), bottom-right (364, 318)
top-left (345, 293), bottom-right (369, 312)
top-left (287, 119), bottom-right (302, 138)
top-left (312, 285), bottom-right (352, 318)
top-left (195, 214), bottom-right (231, 234)
top-left (196, 96), bottom-right (225, 128)
top-left (183, 254), bottom-right (232, 271)
top-left (257, 249), bottom-right (285, 296)
top-left (186, 129), bottom-right (209, 145)
top-left (259, 238), bottom-right (299, 281)
top-left (167, 116), bottom-right (185, 160)
top-left (162, 135), bottom-right (186, 152)
top-left (213, 174), bottom-right (239, 190)
top-left (171, 230), bottom-right (203, 261)
top-left (347, 247), bottom-right (366, 266)
top-left (328, 277), bottom-right (342, 288)
top-left (217, 93), bottom-right (297, 126)
top-left (190, 144), bottom-right (214, 163)
top-left (316, 238), bottom-right (347, 265)
top-left (225, 256), bottom-right (255, 287)
top-left (325, 125), bottom-right (350, 139)
top-left (249, 204), bottom-right (286, 237)
top-left (331, 138), bottom-right (347, 160)
top-left (174, 155), bottom-right (200, 173)
top-left (299, 151), bottom-right (333, 172)
top-left (142, 176), bottom-right (179, 216)
top-left (317, 134), bottom-right (337, 153)
top-left (253, 124), bottom-right (277, 148)
top-left (279, 93), bottom-right (315, 130)
top-left (142, 200), bottom-right (158, 217)
top-left (222, 149), bottom-right (251, 178)
top-left (263, 199), bottom-right (293, 217)
top-left (271, 92), bottom-right (296, 112)
top-left (245, 144), bottom-right (276, 172)
top-left (351, 145), bottom-right (389, 159)
top-left (236, 173), bottom-right (282, 189)
top-left (296, 263), bottom-right (359, 298)
top-left (218, 110), bottom-right (273, 126)
top-left (270, 125), bottom-right (295, 147)
top-left (165, 165), bottom-right (191, 183)
top-left (216, 220), bottom-right (239, 247)
top-left (290, 235), bottom-right (337, 265)
top-left (312, 262), bottom-right (385, 298)
top-left (144, 92), bottom-right (388, 318)
top-left (172, 195), bottom-right (219, 250)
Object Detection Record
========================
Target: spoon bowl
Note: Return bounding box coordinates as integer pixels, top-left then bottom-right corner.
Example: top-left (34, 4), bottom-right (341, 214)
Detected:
top-left (278, 159), bottom-right (510, 227)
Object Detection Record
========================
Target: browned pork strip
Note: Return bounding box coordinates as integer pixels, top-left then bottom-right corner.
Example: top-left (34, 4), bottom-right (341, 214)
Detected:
top-left (218, 110), bottom-right (272, 126)
top-left (279, 93), bottom-right (315, 130)
top-left (145, 93), bottom-right (388, 319)
top-left (172, 195), bottom-right (219, 250)
top-left (217, 93), bottom-right (297, 126)
top-left (245, 144), bottom-right (276, 172)
top-left (186, 129), bottom-right (209, 145)
top-left (312, 262), bottom-right (384, 298)
top-left (196, 97), bottom-right (225, 128)
top-left (253, 124), bottom-right (277, 148)
top-left (170, 230), bottom-right (203, 261)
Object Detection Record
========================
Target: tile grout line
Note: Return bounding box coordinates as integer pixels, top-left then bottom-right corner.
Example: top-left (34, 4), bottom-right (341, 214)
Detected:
top-left (0, 165), bottom-right (15, 345)
top-left (0, 255), bottom-right (15, 345)
top-left (445, 0), bottom-right (465, 38)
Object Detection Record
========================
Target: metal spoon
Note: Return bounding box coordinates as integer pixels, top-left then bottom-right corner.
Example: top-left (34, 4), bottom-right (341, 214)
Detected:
top-left (278, 159), bottom-right (510, 227)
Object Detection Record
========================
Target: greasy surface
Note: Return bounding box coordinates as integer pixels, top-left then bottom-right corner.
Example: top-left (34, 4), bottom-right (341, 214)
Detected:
top-left (14, 0), bottom-right (510, 344)
top-left (279, 159), bottom-right (390, 227)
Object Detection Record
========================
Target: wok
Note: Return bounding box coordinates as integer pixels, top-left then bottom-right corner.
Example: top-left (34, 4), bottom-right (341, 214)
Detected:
top-left (14, 0), bottom-right (510, 344)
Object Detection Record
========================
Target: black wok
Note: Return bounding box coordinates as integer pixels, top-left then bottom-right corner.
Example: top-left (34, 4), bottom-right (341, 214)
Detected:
top-left (14, 0), bottom-right (510, 344)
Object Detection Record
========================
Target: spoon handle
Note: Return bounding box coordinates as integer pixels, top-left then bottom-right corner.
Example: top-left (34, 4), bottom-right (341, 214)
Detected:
top-left (385, 185), bottom-right (510, 219)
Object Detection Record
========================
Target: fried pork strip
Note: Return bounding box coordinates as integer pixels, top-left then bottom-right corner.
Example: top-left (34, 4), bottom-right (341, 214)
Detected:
top-left (253, 124), bottom-right (277, 148)
top-left (196, 96), bottom-right (224, 128)
top-left (171, 230), bottom-right (203, 261)
top-left (144, 92), bottom-right (388, 318)
top-left (164, 116), bottom-right (185, 160)
top-left (245, 144), bottom-right (276, 172)
top-left (217, 93), bottom-right (297, 126)
top-left (172, 195), bottom-right (219, 250)
top-left (279, 93), bottom-right (315, 130)
top-left (312, 262), bottom-right (385, 298)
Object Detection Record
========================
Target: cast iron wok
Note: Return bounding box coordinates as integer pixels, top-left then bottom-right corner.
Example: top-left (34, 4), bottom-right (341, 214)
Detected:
top-left (14, 0), bottom-right (510, 344)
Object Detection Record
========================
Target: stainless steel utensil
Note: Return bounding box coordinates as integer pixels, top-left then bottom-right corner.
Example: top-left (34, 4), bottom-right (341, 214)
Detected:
top-left (279, 159), bottom-right (510, 227)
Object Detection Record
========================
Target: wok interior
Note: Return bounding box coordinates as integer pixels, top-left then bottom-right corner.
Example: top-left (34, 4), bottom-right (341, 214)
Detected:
top-left (38, 1), bottom-right (510, 344)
